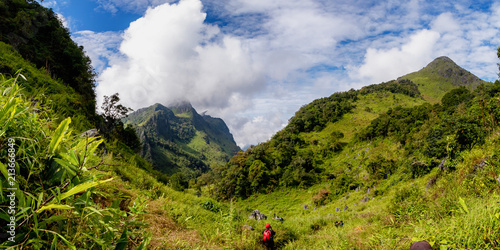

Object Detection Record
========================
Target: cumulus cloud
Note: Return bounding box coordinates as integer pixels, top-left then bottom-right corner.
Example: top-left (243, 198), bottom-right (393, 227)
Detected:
top-left (355, 29), bottom-right (441, 84)
top-left (56, 13), bottom-right (69, 28)
top-left (80, 0), bottom-right (500, 147)
top-left (96, 0), bottom-right (266, 146)
top-left (72, 31), bottom-right (122, 73)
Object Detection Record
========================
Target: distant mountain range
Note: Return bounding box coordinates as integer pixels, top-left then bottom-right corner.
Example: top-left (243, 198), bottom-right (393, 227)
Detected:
top-left (123, 102), bottom-right (240, 175)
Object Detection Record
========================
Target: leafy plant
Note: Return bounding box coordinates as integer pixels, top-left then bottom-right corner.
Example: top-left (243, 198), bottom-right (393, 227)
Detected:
top-left (0, 74), bottom-right (149, 248)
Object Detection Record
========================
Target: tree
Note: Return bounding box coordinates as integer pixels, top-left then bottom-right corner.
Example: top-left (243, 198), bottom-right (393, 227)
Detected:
top-left (441, 87), bottom-right (473, 112)
top-left (497, 46), bottom-right (500, 77)
top-left (101, 93), bottom-right (133, 124)
top-left (99, 93), bottom-right (140, 152)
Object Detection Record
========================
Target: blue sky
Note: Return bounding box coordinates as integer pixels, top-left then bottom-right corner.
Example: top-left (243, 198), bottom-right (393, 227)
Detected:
top-left (40, 0), bottom-right (500, 148)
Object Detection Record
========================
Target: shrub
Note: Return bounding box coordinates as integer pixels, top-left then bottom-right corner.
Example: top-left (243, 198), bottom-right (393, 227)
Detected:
top-left (312, 189), bottom-right (331, 206)
top-left (390, 185), bottom-right (428, 222)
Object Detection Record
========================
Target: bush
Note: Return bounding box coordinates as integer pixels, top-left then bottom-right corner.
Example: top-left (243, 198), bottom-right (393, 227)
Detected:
top-left (312, 189), bottom-right (331, 206)
top-left (201, 200), bottom-right (221, 213)
top-left (390, 185), bottom-right (428, 222)
top-left (366, 156), bottom-right (396, 179)
top-left (169, 172), bottom-right (189, 191)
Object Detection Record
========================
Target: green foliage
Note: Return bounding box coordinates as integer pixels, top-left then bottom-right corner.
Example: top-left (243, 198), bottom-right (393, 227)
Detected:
top-left (452, 116), bottom-right (486, 151)
top-left (122, 103), bottom-right (239, 176)
top-left (98, 93), bottom-right (141, 152)
top-left (366, 156), bottom-right (396, 179)
top-left (330, 171), bottom-right (361, 195)
top-left (358, 103), bottom-right (433, 143)
top-left (390, 185), bottom-right (428, 222)
top-left (169, 172), bottom-right (189, 191)
top-left (441, 87), bottom-right (473, 111)
top-left (0, 75), bottom-right (149, 248)
top-left (0, 41), bottom-right (94, 130)
top-left (359, 78), bottom-right (421, 98)
top-left (288, 89), bottom-right (357, 133)
top-left (0, 0), bottom-right (97, 120)
top-left (200, 200), bottom-right (221, 213)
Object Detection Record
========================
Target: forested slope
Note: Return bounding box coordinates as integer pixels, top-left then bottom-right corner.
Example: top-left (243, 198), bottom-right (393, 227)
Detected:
top-left (209, 56), bottom-right (499, 202)
top-left (0, 0), bottom-right (97, 125)
top-left (122, 102), bottom-right (240, 185)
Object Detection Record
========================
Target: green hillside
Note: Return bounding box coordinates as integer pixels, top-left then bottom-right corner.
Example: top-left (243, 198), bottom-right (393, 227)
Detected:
top-left (401, 56), bottom-right (486, 103)
top-left (0, 0), bottom-right (97, 122)
top-left (123, 102), bottom-right (240, 177)
top-left (203, 56), bottom-right (500, 249)
top-left (209, 57), bottom-right (491, 200)
top-left (1, 1), bottom-right (499, 248)
top-left (0, 41), bottom-right (94, 129)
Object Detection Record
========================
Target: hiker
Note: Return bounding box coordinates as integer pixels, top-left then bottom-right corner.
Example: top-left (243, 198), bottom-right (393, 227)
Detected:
top-left (262, 224), bottom-right (276, 250)
top-left (273, 216), bottom-right (284, 222)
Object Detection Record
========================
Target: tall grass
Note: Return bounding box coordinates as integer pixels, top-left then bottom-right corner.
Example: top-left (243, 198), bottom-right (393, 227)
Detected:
top-left (0, 73), bottom-right (150, 249)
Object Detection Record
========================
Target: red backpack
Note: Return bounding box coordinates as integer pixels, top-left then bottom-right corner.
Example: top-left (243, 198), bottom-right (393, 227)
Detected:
top-left (263, 229), bottom-right (272, 241)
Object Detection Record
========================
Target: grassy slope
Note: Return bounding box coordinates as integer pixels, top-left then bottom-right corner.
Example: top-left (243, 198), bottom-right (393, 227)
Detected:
top-left (213, 59), bottom-right (498, 249)
top-left (122, 59), bottom-right (499, 249)
top-left (402, 57), bottom-right (486, 104)
top-left (228, 131), bottom-right (500, 249)
top-left (5, 37), bottom-right (498, 249)
top-left (0, 41), bottom-right (93, 129)
top-left (302, 92), bottom-right (427, 143)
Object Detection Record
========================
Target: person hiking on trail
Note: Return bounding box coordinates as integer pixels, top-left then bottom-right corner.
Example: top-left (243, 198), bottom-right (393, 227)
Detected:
top-left (262, 224), bottom-right (276, 249)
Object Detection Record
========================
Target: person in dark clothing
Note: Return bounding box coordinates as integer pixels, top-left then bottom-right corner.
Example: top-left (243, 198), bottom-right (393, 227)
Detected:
top-left (262, 224), bottom-right (276, 250)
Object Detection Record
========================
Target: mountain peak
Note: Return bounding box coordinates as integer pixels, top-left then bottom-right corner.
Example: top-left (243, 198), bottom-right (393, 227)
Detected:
top-left (151, 103), bottom-right (168, 111)
top-left (400, 56), bottom-right (485, 103)
top-left (421, 56), bottom-right (481, 84)
top-left (429, 56), bottom-right (453, 64)
top-left (168, 100), bottom-right (194, 115)
top-left (122, 102), bottom-right (240, 174)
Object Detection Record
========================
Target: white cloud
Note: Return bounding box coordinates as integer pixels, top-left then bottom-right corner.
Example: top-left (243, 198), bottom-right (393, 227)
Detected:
top-left (94, 0), bottom-right (173, 14)
top-left (80, 0), bottom-right (500, 147)
top-left (39, 0), bottom-right (59, 9)
top-left (96, 0), bottom-right (266, 147)
top-left (56, 13), bottom-right (69, 28)
top-left (72, 31), bottom-right (122, 73)
top-left (355, 29), bottom-right (441, 84)
top-left (431, 12), bottom-right (461, 33)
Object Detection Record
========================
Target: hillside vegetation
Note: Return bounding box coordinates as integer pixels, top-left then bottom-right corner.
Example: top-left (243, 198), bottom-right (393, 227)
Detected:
top-left (0, 73), bottom-right (244, 249)
top-left (0, 0), bottom-right (97, 122)
top-left (1, 1), bottom-right (500, 248)
top-left (209, 57), bottom-right (495, 199)
top-left (204, 56), bottom-right (500, 249)
top-left (122, 102), bottom-right (240, 190)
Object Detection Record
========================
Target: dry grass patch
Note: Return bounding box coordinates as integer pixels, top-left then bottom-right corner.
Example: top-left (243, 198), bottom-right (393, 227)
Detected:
top-left (143, 198), bottom-right (222, 249)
